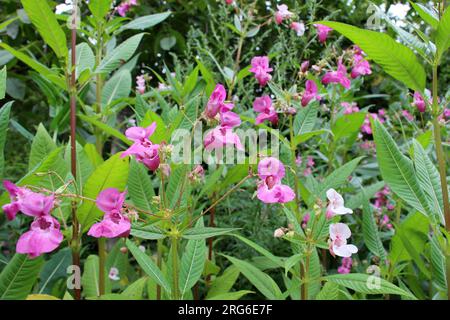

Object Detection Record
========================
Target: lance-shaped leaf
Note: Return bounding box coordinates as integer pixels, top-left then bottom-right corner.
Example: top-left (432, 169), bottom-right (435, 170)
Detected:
top-left (436, 7), bottom-right (450, 62)
top-left (362, 191), bottom-right (387, 261)
top-left (316, 21), bottom-right (426, 92)
top-left (119, 12), bottom-right (171, 31)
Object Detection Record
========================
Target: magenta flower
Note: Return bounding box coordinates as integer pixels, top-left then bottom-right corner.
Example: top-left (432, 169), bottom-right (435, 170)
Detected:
top-left (322, 61), bottom-right (351, 89)
top-left (122, 123), bottom-right (160, 171)
top-left (290, 22), bottom-right (305, 36)
top-left (326, 188), bottom-right (353, 219)
top-left (314, 24), bottom-right (333, 44)
top-left (256, 157), bottom-right (295, 204)
top-left (275, 4), bottom-right (293, 24)
top-left (444, 108), bottom-right (450, 119)
top-left (301, 80), bottom-right (321, 107)
top-left (16, 215), bottom-right (63, 259)
top-left (116, 0), bottom-right (138, 17)
top-left (220, 111), bottom-right (242, 129)
top-left (249, 56), bottom-right (273, 87)
top-left (204, 127), bottom-right (244, 151)
top-left (136, 75), bottom-right (146, 94)
top-left (88, 188), bottom-right (131, 239)
top-left (205, 84), bottom-right (228, 119)
top-left (402, 110), bottom-right (414, 121)
top-left (329, 223), bottom-right (358, 258)
top-left (342, 102), bottom-right (359, 115)
top-left (413, 92), bottom-right (426, 113)
top-left (351, 54), bottom-right (372, 79)
top-left (2, 180), bottom-right (29, 220)
top-left (300, 60), bottom-right (310, 73)
top-left (253, 96), bottom-right (278, 126)
top-left (338, 257), bottom-right (353, 274)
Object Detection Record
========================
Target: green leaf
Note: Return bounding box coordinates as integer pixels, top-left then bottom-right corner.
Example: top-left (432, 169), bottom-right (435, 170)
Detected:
top-left (182, 227), bottom-right (240, 240)
top-left (127, 160), bottom-right (156, 212)
top-left (120, 12), bottom-right (171, 31)
top-left (331, 112), bottom-right (366, 142)
top-left (179, 218), bottom-right (207, 298)
top-left (70, 43), bottom-right (95, 79)
top-left (206, 266), bottom-right (240, 299)
top-left (38, 248), bottom-right (72, 294)
top-left (64, 141), bottom-right (94, 193)
top-left (81, 255), bottom-right (111, 298)
top-left (413, 140), bottom-right (444, 224)
top-left (362, 191), bottom-right (386, 260)
top-left (130, 224), bottom-right (166, 240)
top-left (96, 33), bottom-right (144, 74)
top-left (373, 120), bottom-right (432, 217)
top-left (102, 69), bottom-right (132, 107)
top-left (436, 7), bottom-right (450, 61)
top-left (121, 277), bottom-right (147, 300)
top-left (316, 21), bottom-right (426, 92)
top-left (0, 43), bottom-right (66, 90)
top-left (0, 254), bottom-right (44, 300)
top-left (0, 66), bottom-right (5, 99)
top-left (140, 110), bottom-right (167, 144)
top-left (20, 0), bottom-right (68, 58)
top-left (78, 114), bottom-right (131, 145)
top-left (409, 1), bottom-right (439, 29)
top-left (430, 233), bottom-right (447, 290)
top-left (224, 255), bottom-right (282, 300)
top-left (0, 102), bottom-right (12, 180)
top-left (77, 153), bottom-right (129, 230)
top-left (126, 239), bottom-right (171, 293)
top-left (346, 181), bottom-right (385, 209)
top-left (230, 234), bottom-right (284, 268)
top-left (324, 274), bottom-right (416, 299)
top-left (397, 228), bottom-right (431, 279)
top-left (88, 0), bottom-right (112, 21)
top-left (294, 104), bottom-right (317, 135)
top-left (316, 282), bottom-right (340, 300)
top-left (28, 123), bottom-right (56, 170)
top-left (206, 290), bottom-right (253, 300)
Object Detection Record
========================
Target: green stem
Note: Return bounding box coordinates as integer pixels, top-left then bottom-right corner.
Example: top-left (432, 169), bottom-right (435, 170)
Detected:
top-left (171, 236), bottom-right (180, 300)
top-left (156, 239), bottom-right (163, 300)
top-left (98, 237), bottom-right (106, 296)
top-left (431, 64), bottom-right (450, 299)
top-left (94, 25), bottom-right (104, 155)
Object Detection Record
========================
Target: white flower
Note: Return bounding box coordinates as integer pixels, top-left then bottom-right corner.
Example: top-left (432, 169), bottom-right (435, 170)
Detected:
top-left (326, 188), bottom-right (353, 218)
top-left (329, 223), bottom-right (358, 258)
top-left (55, 0), bottom-right (73, 15)
top-left (108, 267), bottom-right (120, 281)
top-left (387, 3), bottom-right (410, 20)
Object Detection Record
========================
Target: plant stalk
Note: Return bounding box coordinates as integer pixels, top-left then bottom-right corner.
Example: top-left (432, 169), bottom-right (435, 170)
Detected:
top-left (171, 236), bottom-right (180, 300)
top-left (98, 237), bottom-right (106, 296)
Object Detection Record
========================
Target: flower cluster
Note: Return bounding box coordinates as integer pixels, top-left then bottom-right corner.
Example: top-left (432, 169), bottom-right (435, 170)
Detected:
top-left (361, 110), bottom-right (386, 135)
top-left (342, 102), bottom-right (360, 115)
top-left (121, 122), bottom-right (161, 171)
top-left (256, 157), bottom-right (295, 204)
top-left (203, 84), bottom-right (243, 151)
top-left (136, 75), bottom-right (146, 95)
top-left (116, 0), bottom-right (138, 17)
top-left (249, 56), bottom-right (273, 87)
top-left (2, 181), bottom-right (62, 259)
top-left (322, 60), bottom-right (351, 90)
top-left (88, 188), bottom-right (131, 238)
top-left (337, 257), bottom-right (353, 274)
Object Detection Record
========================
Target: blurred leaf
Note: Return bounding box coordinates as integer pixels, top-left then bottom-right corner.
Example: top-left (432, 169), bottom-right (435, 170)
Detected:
top-left (120, 12), bottom-right (171, 31)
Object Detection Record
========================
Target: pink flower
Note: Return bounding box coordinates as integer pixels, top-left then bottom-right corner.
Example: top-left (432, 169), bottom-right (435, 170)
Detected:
top-left (188, 165), bottom-right (205, 182)
top-left (205, 84), bottom-right (228, 119)
top-left (136, 75), bottom-right (146, 94)
top-left (204, 127), bottom-right (244, 151)
top-left (122, 123), bottom-right (160, 171)
top-left (275, 4), bottom-right (293, 24)
top-left (295, 155), bottom-right (302, 166)
top-left (444, 108), bottom-right (450, 119)
top-left (326, 188), bottom-right (353, 219)
top-left (342, 102), bottom-right (359, 115)
top-left (380, 215), bottom-right (393, 230)
top-left (256, 157), bottom-right (295, 204)
top-left (273, 228), bottom-right (287, 238)
top-left (290, 22), bottom-right (305, 36)
top-left (220, 111), bottom-right (242, 129)
top-left (249, 56), bottom-right (273, 87)
top-left (301, 80), bottom-right (321, 107)
top-left (329, 223), bottom-right (358, 258)
top-left (254, 96), bottom-right (278, 126)
top-left (351, 54), bottom-right (372, 79)
top-left (402, 110), bottom-right (414, 121)
top-left (314, 24), bottom-right (333, 44)
top-left (300, 60), bottom-right (310, 73)
top-left (88, 188), bottom-right (131, 239)
top-left (2, 180), bottom-right (28, 220)
top-left (116, 0), bottom-right (138, 16)
top-left (413, 92), bottom-right (426, 113)
top-left (361, 113), bottom-right (384, 135)
top-left (16, 215), bottom-right (63, 259)
top-left (302, 213), bottom-right (310, 229)
top-left (225, 0), bottom-right (234, 4)
top-left (306, 156), bottom-right (315, 168)
top-left (303, 168), bottom-right (312, 176)
top-left (322, 61), bottom-right (351, 89)
top-left (338, 257), bottom-right (353, 274)
top-left (19, 192), bottom-right (55, 218)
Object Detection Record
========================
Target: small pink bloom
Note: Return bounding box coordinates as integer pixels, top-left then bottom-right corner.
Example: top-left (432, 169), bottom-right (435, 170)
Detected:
top-left (300, 60), bottom-right (310, 73)
top-left (290, 22), bottom-right (305, 36)
top-left (16, 215), bottom-right (63, 259)
top-left (295, 155), bottom-right (302, 166)
top-left (338, 257), bottom-right (353, 274)
top-left (306, 156), bottom-right (315, 168)
top-left (136, 75), bottom-right (146, 94)
top-left (117, 2), bottom-right (130, 16)
top-left (329, 223), bottom-right (358, 258)
top-left (303, 167), bottom-right (312, 176)
top-left (254, 96), bottom-right (278, 126)
top-left (205, 84), bottom-right (227, 119)
top-left (257, 158), bottom-right (295, 204)
top-left (351, 54), bottom-right (372, 79)
top-left (220, 111), bottom-right (241, 129)
top-left (302, 213), bottom-right (310, 229)
top-left (249, 56), bottom-right (273, 87)
top-left (109, 267), bottom-right (120, 281)
top-left (413, 92), bottom-right (426, 113)
top-left (314, 24), bottom-right (333, 44)
top-left (402, 110), bottom-right (414, 121)
top-left (322, 61), bottom-right (351, 89)
top-left (301, 80), bottom-right (321, 107)
top-left (275, 4), bottom-right (293, 24)
top-left (444, 108), bottom-right (450, 119)
top-left (342, 102), bottom-right (359, 115)
top-left (2, 180), bottom-right (27, 220)
top-left (122, 142), bottom-right (160, 171)
top-left (326, 188), bottom-right (353, 219)
top-left (257, 183), bottom-right (295, 204)
top-left (273, 228), bottom-right (286, 238)
top-left (204, 127), bottom-right (244, 151)
top-left (125, 123), bottom-right (156, 143)
top-left (258, 157), bottom-right (285, 182)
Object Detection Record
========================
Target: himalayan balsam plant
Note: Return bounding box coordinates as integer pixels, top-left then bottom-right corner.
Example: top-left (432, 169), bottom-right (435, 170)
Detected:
top-left (0, 0), bottom-right (448, 301)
